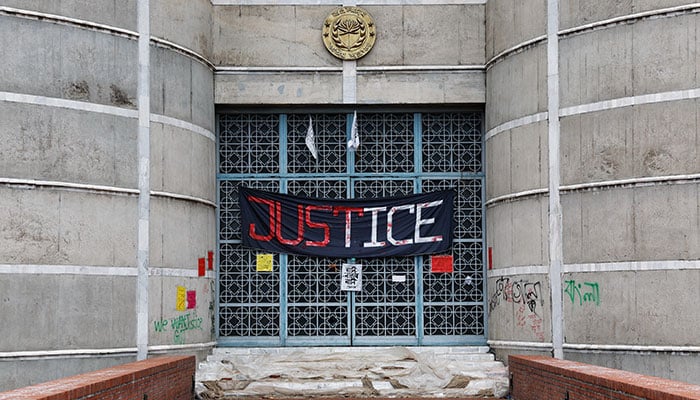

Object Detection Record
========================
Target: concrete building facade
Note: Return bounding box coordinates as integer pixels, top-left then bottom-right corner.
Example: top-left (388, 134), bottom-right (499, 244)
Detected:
top-left (1, 0), bottom-right (699, 391)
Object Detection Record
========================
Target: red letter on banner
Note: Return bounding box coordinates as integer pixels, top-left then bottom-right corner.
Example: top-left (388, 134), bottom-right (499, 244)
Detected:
top-left (305, 205), bottom-right (331, 247)
top-left (333, 206), bottom-right (364, 248)
top-left (275, 202), bottom-right (304, 246)
top-left (248, 195), bottom-right (276, 241)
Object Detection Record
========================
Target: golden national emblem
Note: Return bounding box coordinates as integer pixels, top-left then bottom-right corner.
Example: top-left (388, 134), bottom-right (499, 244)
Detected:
top-left (322, 6), bottom-right (376, 61)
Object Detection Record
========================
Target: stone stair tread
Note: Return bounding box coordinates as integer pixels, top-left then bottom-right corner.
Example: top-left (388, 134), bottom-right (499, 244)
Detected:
top-left (196, 346), bottom-right (509, 399)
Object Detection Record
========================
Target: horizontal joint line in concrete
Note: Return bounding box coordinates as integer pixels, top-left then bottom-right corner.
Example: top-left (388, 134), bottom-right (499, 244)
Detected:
top-left (0, 264), bottom-right (215, 278)
top-left (0, 91), bottom-right (138, 118)
top-left (484, 188), bottom-right (549, 207)
top-left (359, 65), bottom-right (486, 72)
top-left (487, 340), bottom-right (553, 350)
top-left (151, 37), bottom-right (214, 70)
top-left (487, 261), bottom-right (700, 277)
top-left (150, 114), bottom-right (215, 142)
top-left (485, 112), bottom-right (548, 141)
top-left (215, 65), bottom-right (486, 74)
top-left (0, 91), bottom-right (214, 140)
top-left (485, 35), bottom-right (547, 70)
top-left (563, 343), bottom-right (700, 353)
top-left (0, 348), bottom-right (138, 360)
top-left (148, 341), bottom-right (218, 352)
top-left (486, 5), bottom-right (700, 69)
top-left (559, 3), bottom-right (700, 38)
top-left (0, 6), bottom-right (138, 39)
top-left (148, 268), bottom-right (215, 278)
top-left (565, 260), bottom-right (700, 273)
top-left (486, 173), bottom-right (700, 207)
top-left (560, 88), bottom-right (700, 117)
top-left (216, 66), bottom-right (342, 74)
top-left (0, 342), bottom-right (216, 359)
top-left (1, 7), bottom-right (215, 70)
top-left (488, 265), bottom-right (550, 277)
top-left (560, 173), bottom-right (700, 192)
top-left (151, 190), bottom-right (217, 208)
top-left (212, 0), bottom-right (485, 4)
top-left (485, 88), bottom-right (700, 141)
top-left (0, 178), bottom-right (216, 207)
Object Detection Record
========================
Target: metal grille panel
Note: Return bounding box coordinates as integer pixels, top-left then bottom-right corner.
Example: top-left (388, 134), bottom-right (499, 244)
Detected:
top-left (217, 111), bottom-right (485, 345)
top-left (219, 114), bottom-right (279, 174)
top-left (287, 114), bottom-right (347, 174)
top-left (422, 112), bottom-right (482, 173)
top-left (355, 113), bottom-right (415, 173)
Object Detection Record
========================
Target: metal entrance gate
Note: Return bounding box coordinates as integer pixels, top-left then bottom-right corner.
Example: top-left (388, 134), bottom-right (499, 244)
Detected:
top-left (217, 111), bottom-right (485, 346)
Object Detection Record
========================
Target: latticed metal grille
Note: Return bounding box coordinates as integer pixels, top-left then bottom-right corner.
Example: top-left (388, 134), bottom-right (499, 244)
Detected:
top-left (287, 114), bottom-right (347, 174)
top-left (219, 114), bottom-right (279, 174)
top-left (217, 111), bottom-right (484, 346)
top-left (355, 113), bottom-right (415, 173)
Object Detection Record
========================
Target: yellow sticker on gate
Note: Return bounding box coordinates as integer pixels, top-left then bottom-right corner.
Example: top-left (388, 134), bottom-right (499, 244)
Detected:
top-left (256, 254), bottom-right (273, 272)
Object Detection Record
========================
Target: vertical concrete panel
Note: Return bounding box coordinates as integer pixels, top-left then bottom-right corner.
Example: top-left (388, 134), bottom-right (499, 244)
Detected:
top-left (563, 272), bottom-right (636, 344)
top-left (58, 193), bottom-right (138, 267)
top-left (511, 121), bottom-right (548, 193)
top-left (0, 16), bottom-right (138, 107)
top-left (0, 103), bottom-right (138, 187)
top-left (150, 277), bottom-right (213, 347)
top-left (485, 44), bottom-right (547, 128)
top-left (561, 108), bottom-right (634, 186)
top-left (564, 270), bottom-right (700, 346)
top-left (486, 204), bottom-right (513, 268)
top-left (150, 48), bottom-right (192, 122)
top-left (0, 275), bottom-right (136, 351)
top-left (192, 61), bottom-right (215, 132)
top-left (511, 198), bottom-right (547, 266)
top-left (579, 189), bottom-right (634, 263)
top-left (488, 274), bottom-right (550, 342)
top-left (559, 26), bottom-right (634, 107)
top-left (485, 0), bottom-right (546, 60)
top-left (0, 188), bottom-right (60, 265)
top-left (632, 14), bottom-right (697, 95)
top-left (559, 0), bottom-right (632, 30)
top-left (561, 192), bottom-right (582, 262)
top-left (633, 184), bottom-right (700, 260)
top-left (567, 351), bottom-right (700, 385)
top-left (190, 134), bottom-right (217, 203)
top-left (151, 0), bottom-right (212, 58)
top-left (486, 131), bottom-right (511, 199)
top-left (632, 100), bottom-right (699, 178)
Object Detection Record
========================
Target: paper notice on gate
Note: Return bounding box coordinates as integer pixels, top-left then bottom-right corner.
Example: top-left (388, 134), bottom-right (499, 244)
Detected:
top-left (341, 263), bottom-right (362, 291)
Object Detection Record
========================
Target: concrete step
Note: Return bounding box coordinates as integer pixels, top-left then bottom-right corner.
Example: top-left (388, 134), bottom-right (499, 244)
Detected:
top-left (196, 346), bottom-right (509, 399)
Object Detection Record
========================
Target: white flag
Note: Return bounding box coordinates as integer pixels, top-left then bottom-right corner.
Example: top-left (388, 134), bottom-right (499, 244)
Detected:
top-left (305, 116), bottom-right (318, 160)
top-left (347, 111), bottom-right (359, 151)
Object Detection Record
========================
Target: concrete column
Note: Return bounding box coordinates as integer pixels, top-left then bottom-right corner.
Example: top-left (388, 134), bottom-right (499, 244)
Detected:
top-left (136, 0), bottom-right (150, 361)
top-left (546, 0), bottom-right (563, 360)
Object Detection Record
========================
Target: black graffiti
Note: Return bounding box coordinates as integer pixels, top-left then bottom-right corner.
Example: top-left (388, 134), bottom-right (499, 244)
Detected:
top-left (489, 277), bottom-right (543, 315)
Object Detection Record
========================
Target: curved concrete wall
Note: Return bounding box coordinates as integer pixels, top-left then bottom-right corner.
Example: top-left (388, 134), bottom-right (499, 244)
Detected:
top-left (486, 0), bottom-right (700, 384)
top-left (0, 1), bottom-right (215, 390)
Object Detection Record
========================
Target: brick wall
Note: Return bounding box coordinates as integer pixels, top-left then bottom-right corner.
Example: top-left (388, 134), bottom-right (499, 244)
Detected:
top-left (0, 355), bottom-right (195, 400)
top-left (510, 355), bottom-right (700, 400)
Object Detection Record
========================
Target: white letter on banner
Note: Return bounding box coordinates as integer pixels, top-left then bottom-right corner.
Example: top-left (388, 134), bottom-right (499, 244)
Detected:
top-left (363, 206), bottom-right (387, 247)
top-left (415, 200), bottom-right (444, 243)
top-left (387, 204), bottom-right (415, 246)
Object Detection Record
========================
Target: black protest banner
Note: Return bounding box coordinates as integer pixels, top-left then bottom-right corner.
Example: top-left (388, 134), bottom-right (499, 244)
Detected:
top-left (239, 187), bottom-right (454, 258)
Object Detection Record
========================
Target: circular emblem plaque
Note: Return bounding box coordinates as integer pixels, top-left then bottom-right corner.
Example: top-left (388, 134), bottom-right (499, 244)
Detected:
top-left (322, 7), bottom-right (376, 61)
